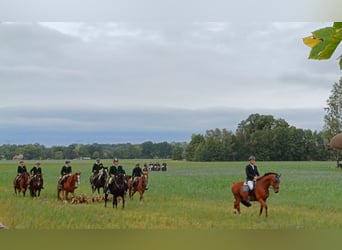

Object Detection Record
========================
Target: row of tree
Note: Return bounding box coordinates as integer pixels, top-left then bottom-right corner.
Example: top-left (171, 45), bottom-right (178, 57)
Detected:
top-left (186, 114), bottom-right (330, 161)
top-left (0, 141), bottom-right (184, 161)
top-left (0, 113), bottom-right (335, 162)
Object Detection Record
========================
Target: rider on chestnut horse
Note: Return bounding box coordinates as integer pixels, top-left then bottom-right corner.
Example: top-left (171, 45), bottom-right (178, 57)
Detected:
top-left (15, 160), bottom-right (27, 184)
top-left (58, 160), bottom-right (72, 189)
top-left (245, 155), bottom-right (260, 201)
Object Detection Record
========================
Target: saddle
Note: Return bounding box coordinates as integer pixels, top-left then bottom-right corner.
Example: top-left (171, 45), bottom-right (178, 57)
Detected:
top-left (242, 182), bottom-right (255, 201)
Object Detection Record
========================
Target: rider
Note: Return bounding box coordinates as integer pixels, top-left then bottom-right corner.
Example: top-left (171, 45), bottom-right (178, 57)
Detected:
top-left (91, 158), bottom-right (104, 183)
top-left (245, 155), bottom-right (260, 199)
top-left (117, 164), bottom-right (126, 175)
top-left (15, 160), bottom-right (27, 183)
top-left (28, 161), bottom-right (43, 188)
top-left (58, 160), bottom-right (72, 188)
top-left (131, 163), bottom-right (143, 187)
top-left (107, 158), bottom-right (118, 184)
top-left (105, 158), bottom-right (122, 193)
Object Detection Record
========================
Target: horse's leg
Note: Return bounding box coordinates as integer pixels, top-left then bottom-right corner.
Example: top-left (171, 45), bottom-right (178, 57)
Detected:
top-left (113, 195), bottom-right (117, 208)
top-left (57, 189), bottom-right (62, 200)
top-left (258, 200), bottom-right (267, 217)
top-left (130, 190), bottom-right (136, 200)
top-left (139, 191), bottom-right (144, 202)
top-left (122, 196), bottom-right (125, 209)
top-left (128, 186), bottom-right (132, 199)
top-left (104, 193), bottom-right (108, 207)
top-left (233, 198), bottom-right (241, 214)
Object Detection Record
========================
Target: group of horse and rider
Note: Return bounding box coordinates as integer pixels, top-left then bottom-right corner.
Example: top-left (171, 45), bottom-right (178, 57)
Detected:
top-left (13, 160), bottom-right (44, 197)
top-left (14, 157), bottom-right (149, 198)
top-left (89, 158), bottom-right (149, 194)
top-left (13, 155), bottom-right (279, 215)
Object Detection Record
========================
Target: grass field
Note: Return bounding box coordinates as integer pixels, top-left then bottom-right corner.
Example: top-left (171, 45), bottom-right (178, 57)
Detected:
top-left (1, 159), bottom-right (342, 229)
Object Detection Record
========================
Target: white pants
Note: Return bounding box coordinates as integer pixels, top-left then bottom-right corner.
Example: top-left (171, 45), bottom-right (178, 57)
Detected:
top-left (247, 180), bottom-right (254, 190)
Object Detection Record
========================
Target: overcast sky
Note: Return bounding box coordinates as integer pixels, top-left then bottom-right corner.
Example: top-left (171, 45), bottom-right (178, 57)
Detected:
top-left (0, 22), bottom-right (341, 146)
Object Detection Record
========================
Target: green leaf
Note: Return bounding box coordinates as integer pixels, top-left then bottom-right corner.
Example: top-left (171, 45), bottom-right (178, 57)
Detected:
top-left (309, 27), bottom-right (341, 60)
top-left (333, 22), bottom-right (342, 29)
top-left (333, 30), bottom-right (342, 40)
top-left (339, 57), bottom-right (342, 70)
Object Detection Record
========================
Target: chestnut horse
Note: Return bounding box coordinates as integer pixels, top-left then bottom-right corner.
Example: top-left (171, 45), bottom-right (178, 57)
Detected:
top-left (128, 173), bottom-right (148, 202)
top-left (13, 172), bottom-right (30, 197)
top-left (231, 172), bottom-right (281, 217)
top-left (29, 173), bottom-right (43, 197)
top-left (104, 173), bottom-right (127, 208)
top-left (57, 172), bottom-right (80, 201)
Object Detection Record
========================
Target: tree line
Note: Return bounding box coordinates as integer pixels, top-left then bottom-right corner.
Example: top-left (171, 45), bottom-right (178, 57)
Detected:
top-left (0, 112), bottom-right (335, 162)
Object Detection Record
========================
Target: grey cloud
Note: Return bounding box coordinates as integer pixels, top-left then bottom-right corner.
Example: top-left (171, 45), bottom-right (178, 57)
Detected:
top-left (0, 22), bottom-right (337, 145)
top-left (0, 105), bottom-right (324, 132)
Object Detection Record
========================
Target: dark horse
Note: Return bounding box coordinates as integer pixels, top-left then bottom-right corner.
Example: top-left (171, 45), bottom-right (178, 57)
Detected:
top-left (29, 173), bottom-right (43, 197)
top-left (104, 173), bottom-right (127, 208)
top-left (128, 173), bottom-right (148, 202)
top-left (90, 168), bottom-right (107, 194)
top-left (231, 172), bottom-right (281, 217)
top-left (13, 172), bottom-right (30, 197)
top-left (57, 172), bottom-right (80, 201)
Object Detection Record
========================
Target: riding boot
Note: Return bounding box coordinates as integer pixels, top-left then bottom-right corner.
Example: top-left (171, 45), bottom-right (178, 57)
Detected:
top-left (105, 179), bottom-right (111, 194)
top-left (248, 190), bottom-right (253, 201)
top-left (104, 183), bottom-right (110, 194)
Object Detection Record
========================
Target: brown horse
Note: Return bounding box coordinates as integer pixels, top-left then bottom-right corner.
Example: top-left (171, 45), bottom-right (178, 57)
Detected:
top-left (231, 172), bottom-right (281, 217)
top-left (128, 173), bottom-right (148, 202)
top-left (57, 172), bottom-right (80, 201)
top-left (29, 173), bottom-right (44, 197)
top-left (13, 172), bottom-right (30, 197)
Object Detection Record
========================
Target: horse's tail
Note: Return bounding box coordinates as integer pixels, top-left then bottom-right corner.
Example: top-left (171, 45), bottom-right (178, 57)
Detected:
top-left (241, 200), bottom-right (251, 207)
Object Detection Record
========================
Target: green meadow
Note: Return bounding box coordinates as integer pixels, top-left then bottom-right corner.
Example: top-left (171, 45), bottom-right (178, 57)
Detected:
top-left (1, 159), bottom-right (342, 229)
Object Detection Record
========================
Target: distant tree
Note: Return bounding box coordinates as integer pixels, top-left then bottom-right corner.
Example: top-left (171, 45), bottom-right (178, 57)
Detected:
top-left (172, 145), bottom-right (184, 160)
top-left (54, 151), bottom-right (64, 160)
top-left (323, 77), bottom-right (342, 163)
top-left (92, 151), bottom-right (100, 159)
top-left (235, 114), bottom-right (284, 159)
top-left (185, 134), bottom-right (205, 161)
top-left (221, 129), bottom-right (235, 160)
top-left (141, 141), bottom-right (154, 158)
top-left (323, 77), bottom-right (342, 139)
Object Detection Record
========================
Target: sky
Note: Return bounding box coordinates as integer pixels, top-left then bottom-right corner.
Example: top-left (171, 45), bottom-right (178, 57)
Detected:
top-left (0, 21), bottom-right (341, 146)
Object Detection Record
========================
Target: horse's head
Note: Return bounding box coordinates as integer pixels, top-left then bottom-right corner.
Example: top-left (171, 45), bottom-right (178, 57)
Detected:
top-left (142, 173), bottom-right (148, 186)
top-left (74, 172), bottom-right (81, 185)
top-left (116, 173), bottom-right (125, 184)
top-left (22, 172), bottom-right (30, 181)
top-left (270, 173), bottom-right (281, 193)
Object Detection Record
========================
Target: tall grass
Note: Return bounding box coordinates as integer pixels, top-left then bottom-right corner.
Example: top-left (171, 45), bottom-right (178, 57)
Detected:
top-left (1, 159), bottom-right (342, 229)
